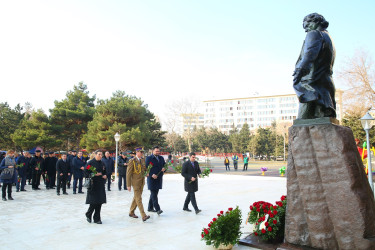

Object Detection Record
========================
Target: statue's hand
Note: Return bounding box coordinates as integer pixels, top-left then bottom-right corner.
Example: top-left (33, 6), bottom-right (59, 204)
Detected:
top-left (292, 68), bottom-right (308, 85)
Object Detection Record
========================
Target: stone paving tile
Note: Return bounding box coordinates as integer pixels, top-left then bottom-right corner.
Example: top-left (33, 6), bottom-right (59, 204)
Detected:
top-left (0, 174), bottom-right (286, 249)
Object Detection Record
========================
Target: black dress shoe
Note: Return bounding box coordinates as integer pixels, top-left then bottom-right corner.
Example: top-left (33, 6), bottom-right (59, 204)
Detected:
top-left (8, 197), bottom-right (14, 200)
top-left (148, 209), bottom-right (157, 212)
top-left (157, 210), bottom-right (163, 215)
top-left (36, 188), bottom-right (41, 190)
top-left (142, 215), bottom-right (150, 222)
top-left (78, 191), bottom-right (84, 194)
top-left (16, 190), bottom-right (19, 192)
top-left (21, 189), bottom-right (27, 191)
top-left (73, 191), bottom-right (76, 194)
top-left (63, 192), bottom-right (68, 195)
top-left (195, 209), bottom-right (202, 214)
top-left (57, 193), bottom-right (60, 196)
top-left (94, 220), bottom-right (102, 224)
top-left (183, 208), bottom-right (192, 212)
top-left (86, 216), bottom-right (92, 223)
top-left (2, 197), bottom-right (7, 201)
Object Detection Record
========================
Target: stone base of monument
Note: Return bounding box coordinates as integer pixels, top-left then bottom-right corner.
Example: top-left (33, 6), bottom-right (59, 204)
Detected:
top-left (285, 119), bottom-right (375, 250)
top-left (239, 233), bottom-right (283, 249)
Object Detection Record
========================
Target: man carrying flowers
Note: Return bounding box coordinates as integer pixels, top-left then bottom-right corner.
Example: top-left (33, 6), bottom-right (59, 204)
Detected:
top-left (181, 152), bottom-right (202, 214)
top-left (126, 147), bottom-right (150, 222)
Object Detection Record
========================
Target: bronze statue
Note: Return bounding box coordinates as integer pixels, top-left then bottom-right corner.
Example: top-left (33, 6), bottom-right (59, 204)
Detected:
top-left (293, 13), bottom-right (336, 119)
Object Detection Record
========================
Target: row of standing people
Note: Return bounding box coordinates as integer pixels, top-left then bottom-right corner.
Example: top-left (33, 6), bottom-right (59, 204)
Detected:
top-left (223, 155), bottom-right (249, 171)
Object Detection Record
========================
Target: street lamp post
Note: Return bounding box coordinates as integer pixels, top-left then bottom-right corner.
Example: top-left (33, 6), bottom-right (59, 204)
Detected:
top-left (360, 112), bottom-right (375, 192)
top-left (114, 132), bottom-right (121, 182)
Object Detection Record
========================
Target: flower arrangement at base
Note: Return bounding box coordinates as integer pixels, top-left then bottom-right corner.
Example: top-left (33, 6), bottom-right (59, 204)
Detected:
top-left (279, 167), bottom-right (286, 177)
top-left (261, 167), bottom-right (268, 176)
top-left (247, 195), bottom-right (287, 242)
top-left (201, 206), bottom-right (242, 249)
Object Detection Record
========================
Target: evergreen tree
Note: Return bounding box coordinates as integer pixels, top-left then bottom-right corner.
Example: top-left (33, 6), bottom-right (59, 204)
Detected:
top-left (82, 91), bottom-right (165, 151)
top-left (12, 110), bottom-right (61, 151)
top-left (0, 102), bottom-right (24, 149)
top-left (50, 82), bottom-right (95, 150)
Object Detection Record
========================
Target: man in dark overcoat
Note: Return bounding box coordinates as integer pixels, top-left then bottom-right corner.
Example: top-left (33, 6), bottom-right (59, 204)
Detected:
top-left (85, 150), bottom-right (107, 224)
top-left (102, 151), bottom-right (114, 191)
top-left (29, 150), bottom-right (44, 190)
top-left (16, 151), bottom-right (31, 192)
top-left (66, 150), bottom-right (76, 188)
top-left (72, 151), bottom-right (86, 194)
top-left (145, 146), bottom-right (166, 215)
top-left (117, 152), bottom-right (128, 191)
top-left (181, 152), bottom-right (202, 214)
top-left (56, 153), bottom-right (71, 195)
top-left (45, 152), bottom-right (58, 189)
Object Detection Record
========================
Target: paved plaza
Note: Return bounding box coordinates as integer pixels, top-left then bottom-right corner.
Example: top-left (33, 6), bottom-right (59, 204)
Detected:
top-left (1, 174), bottom-right (286, 250)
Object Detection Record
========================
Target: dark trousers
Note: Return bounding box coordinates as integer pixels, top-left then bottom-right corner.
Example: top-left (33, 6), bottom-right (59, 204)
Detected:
top-left (2, 183), bottom-right (12, 198)
top-left (46, 172), bottom-right (56, 188)
top-left (118, 175), bottom-right (126, 190)
top-left (86, 204), bottom-right (102, 222)
top-left (225, 164), bottom-right (230, 171)
top-left (184, 192), bottom-right (198, 211)
top-left (73, 177), bottom-right (83, 193)
top-left (106, 178), bottom-right (112, 190)
top-left (243, 163), bottom-right (248, 170)
top-left (16, 175), bottom-right (27, 191)
top-left (67, 174), bottom-right (72, 187)
top-left (148, 189), bottom-right (161, 211)
top-left (32, 171), bottom-right (41, 188)
top-left (234, 161), bottom-right (238, 170)
top-left (57, 175), bottom-right (67, 194)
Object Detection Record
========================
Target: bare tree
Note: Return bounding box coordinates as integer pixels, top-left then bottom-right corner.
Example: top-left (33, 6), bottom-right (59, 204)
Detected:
top-left (163, 97), bottom-right (201, 152)
top-left (338, 49), bottom-right (375, 114)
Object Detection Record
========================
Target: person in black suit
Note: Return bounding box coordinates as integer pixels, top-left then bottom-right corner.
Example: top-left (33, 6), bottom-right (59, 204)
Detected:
top-left (181, 152), bottom-right (202, 214)
top-left (145, 146), bottom-right (166, 215)
top-left (56, 154), bottom-right (71, 195)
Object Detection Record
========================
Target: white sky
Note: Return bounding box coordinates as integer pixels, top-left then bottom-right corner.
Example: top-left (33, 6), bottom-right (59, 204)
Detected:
top-left (1, 0), bottom-right (374, 128)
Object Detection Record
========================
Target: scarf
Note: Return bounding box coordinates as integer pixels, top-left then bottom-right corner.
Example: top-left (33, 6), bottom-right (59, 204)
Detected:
top-left (4, 156), bottom-right (16, 167)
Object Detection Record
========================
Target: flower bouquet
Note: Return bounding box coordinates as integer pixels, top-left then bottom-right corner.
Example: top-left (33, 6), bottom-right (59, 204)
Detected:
top-left (16, 163), bottom-right (25, 169)
top-left (111, 175), bottom-right (115, 182)
top-left (86, 165), bottom-right (98, 178)
top-left (261, 167), bottom-right (268, 176)
top-left (189, 167), bottom-right (212, 184)
top-left (157, 161), bottom-right (171, 177)
top-left (247, 195), bottom-right (287, 242)
top-left (279, 167), bottom-right (286, 177)
top-left (143, 162), bottom-right (153, 177)
top-left (201, 207), bottom-right (242, 249)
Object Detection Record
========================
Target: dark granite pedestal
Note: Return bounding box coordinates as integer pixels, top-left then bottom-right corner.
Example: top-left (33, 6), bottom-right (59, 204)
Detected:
top-left (285, 120), bottom-right (375, 249)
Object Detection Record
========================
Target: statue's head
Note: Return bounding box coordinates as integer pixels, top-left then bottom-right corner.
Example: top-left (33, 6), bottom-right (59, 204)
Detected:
top-left (303, 13), bottom-right (329, 32)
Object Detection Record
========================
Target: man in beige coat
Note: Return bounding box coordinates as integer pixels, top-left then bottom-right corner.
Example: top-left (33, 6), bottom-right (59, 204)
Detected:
top-left (126, 148), bottom-right (150, 222)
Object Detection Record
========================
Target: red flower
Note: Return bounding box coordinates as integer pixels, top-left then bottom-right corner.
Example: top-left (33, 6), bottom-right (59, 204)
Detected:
top-left (213, 218), bottom-right (217, 222)
top-left (204, 228), bottom-right (209, 235)
top-left (171, 160), bottom-right (174, 163)
top-left (273, 205), bottom-right (277, 209)
top-left (220, 211), bottom-right (224, 214)
top-left (228, 207), bottom-right (233, 211)
top-left (256, 208), bottom-right (260, 212)
top-left (268, 227), bottom-right (272, 232)
top-left (254, 232), bottom-right (258, 236)
top-left (262, 204), bottom-right (266, 209)
top-left (150, 162), bottom-right (154, 166)
top-left (264, 210), bottom-right (268, 214)
top-left (210, 169), bottom-right (213, 172)
top-left (273, 220), bottom-right (277, 225)
top-left (273, 210), bottom-right (278, 215)
top-left (270, 214), bottom-right (274, 218)
top-left (208, 223), bottom-right (211, 227)
top-left (261, 229), bottom-right (266, 234)
top-left (201, 233), bottom-right (204, 238)
top-left (23, 163), bottom-right (25, 166)
top-left (217, 214), bottom-right (221, 217)
top-left (258, 218), bottom-right (262, 223)
top-left (86, 165), bottom-right (91, 170)
top-left (250, 206), bottom-right (253, 210)
top-left (265, 222), bottom-right (269, 227)
top-left (281, 195), bottom-right (286, 201)
top-left (226, 211), bottom-right (229, 214)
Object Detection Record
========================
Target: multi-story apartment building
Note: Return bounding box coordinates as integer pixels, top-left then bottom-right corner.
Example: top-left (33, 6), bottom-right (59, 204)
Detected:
top-left (203, 90), bottom-right (343, 134)
top-left (179, 113), bottom-right (205, 134)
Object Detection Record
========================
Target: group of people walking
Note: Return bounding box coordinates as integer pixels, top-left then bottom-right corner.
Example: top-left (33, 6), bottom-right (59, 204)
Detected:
top-left (0, 146), bottom-right (204, 225)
